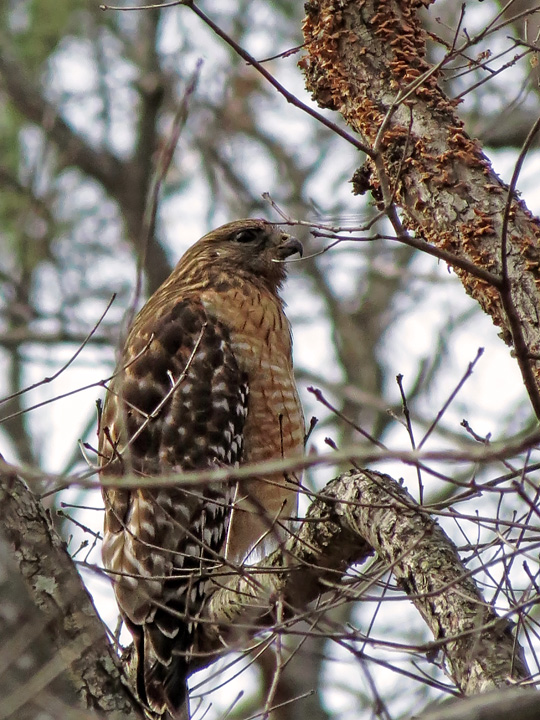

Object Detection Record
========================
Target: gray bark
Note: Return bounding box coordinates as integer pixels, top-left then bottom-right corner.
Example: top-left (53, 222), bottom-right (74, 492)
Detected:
top-left (0, 461), bottom-right (141, 719)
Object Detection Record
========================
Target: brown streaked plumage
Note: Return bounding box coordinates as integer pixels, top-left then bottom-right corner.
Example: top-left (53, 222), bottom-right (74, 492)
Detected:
top-left (99, 219), bottom-right (304, 718)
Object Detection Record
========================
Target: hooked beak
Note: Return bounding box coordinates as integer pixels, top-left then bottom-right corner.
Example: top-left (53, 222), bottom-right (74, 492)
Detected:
top-left (275, 235), bottom-right (303, 260)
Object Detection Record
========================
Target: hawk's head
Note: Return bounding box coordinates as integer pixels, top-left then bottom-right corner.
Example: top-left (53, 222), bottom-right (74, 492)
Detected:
top-left (173, 219), bottom-right (303, 292)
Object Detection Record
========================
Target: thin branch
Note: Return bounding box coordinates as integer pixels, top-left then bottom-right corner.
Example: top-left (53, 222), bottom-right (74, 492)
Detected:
top-left (418, 348), bottom-right (485, 450)
top-left (498, 114), bottom-right (540, 420)
top-left (0, 295), bottom-right (116, 408)
top-left (101, 0), bottom-right (372, 155)
top-left (5, 427), bottom-right (540, 495)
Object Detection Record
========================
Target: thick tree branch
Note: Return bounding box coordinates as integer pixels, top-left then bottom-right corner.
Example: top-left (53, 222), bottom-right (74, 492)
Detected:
top-left (417, 686), bottom-right (540, 720)
top-left (0, 529), bottom-right (81, 720)
top-left (300, 0), bottom-right (540, 418)
top-left (201, 470), bottom-right (529, 694)
top-left (0, 463), bottom-right (142, 719)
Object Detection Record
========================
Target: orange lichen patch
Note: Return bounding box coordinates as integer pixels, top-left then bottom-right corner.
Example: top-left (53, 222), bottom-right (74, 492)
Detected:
top-left (519, 230), bottom-right (540, 260)
top-left (518, 236), bottom-right (540, 288)
top-left (381, 124), bottom-right (412, 149)
top-left (525, 261), bottom-right (540, 281)
top-left (343, 97), bottom-right (384, 142)
top-left (301, 0), bottom-right (540, 371)
top-left (484, 184), bottom-right (504, 194)
top-left (302, 0), bottom-right (463, 154)
top-left (406, 207), bottom-right (501, 278)
top-left (471, 209), bottom-right (496, 235)
top-left (423, 227), bottom-right (460, 255)
top-left (371, 7), bottom-right (428, 56)
top-left (476, 283), bottom-right (506, 324)
top-left (399, 215), bottom-right (507, 331)
top-left (447, 129), bottom-right (491, 169)
top-left (460, 216), bottom-right (496, 244)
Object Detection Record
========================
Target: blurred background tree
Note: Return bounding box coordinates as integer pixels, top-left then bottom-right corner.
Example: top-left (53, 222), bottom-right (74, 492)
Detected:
top-left (1, 0), bottom-right (540, 718)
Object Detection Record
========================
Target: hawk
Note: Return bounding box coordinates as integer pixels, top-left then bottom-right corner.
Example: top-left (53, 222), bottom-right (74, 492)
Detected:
top-left (99, 219), bottom-right (304, 718)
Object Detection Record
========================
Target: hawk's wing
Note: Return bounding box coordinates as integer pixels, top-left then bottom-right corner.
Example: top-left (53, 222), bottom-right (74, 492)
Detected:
top-left (99, 298), bottom-right (248, 715)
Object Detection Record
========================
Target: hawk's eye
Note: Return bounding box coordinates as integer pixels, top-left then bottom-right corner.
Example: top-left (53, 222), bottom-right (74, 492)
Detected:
top-left (233, 228), bottom-right (261, 244)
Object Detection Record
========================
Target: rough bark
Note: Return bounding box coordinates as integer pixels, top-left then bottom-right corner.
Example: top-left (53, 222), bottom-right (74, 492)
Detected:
top-left (0, 464), bottom-right (141, 720)
top-left (202, 470), bottom-right (529, 694)
top-left (300, 0), bottom-right (540, 417)
top-left (416, 686), bottom-right (540, 720)
top-left (0, 528), bottom-right (80, 720)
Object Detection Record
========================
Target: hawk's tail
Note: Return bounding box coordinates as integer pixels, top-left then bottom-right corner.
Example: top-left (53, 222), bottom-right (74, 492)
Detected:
top-left (137, 625), bottom-right (191, 720)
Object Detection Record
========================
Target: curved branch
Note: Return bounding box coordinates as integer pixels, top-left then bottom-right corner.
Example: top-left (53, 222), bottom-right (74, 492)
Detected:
top-left (202, 470), bottom-right (529, 694)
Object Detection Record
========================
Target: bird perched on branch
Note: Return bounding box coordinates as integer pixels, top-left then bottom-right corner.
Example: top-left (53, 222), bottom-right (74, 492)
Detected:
top-left (99, 219), bottom-right (304, 718)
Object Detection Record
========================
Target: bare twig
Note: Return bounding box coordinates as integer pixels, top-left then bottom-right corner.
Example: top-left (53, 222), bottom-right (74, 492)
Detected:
top-left (0, 295), bottom-right (116, 408)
